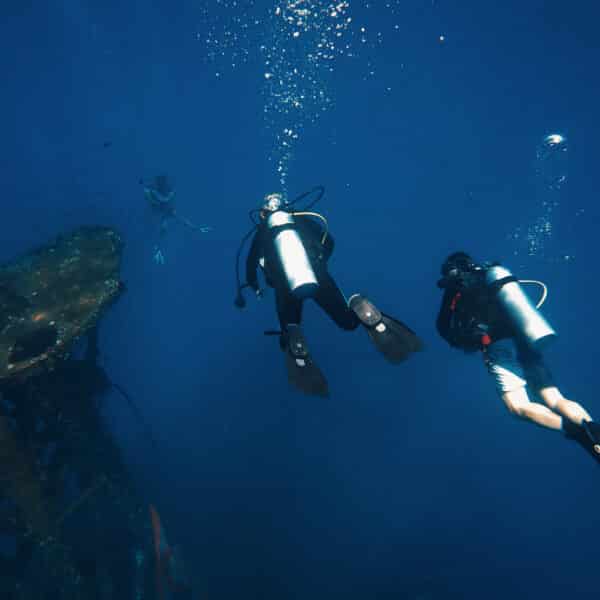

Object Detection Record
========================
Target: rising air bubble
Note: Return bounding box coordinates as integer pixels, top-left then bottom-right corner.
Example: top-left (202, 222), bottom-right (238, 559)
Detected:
top-left (536, 133), bottom-right (568, 191)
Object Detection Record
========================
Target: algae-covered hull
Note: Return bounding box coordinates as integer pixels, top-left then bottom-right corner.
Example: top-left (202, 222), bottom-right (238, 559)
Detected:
top-left (0, 227), bottom-right (123, 382)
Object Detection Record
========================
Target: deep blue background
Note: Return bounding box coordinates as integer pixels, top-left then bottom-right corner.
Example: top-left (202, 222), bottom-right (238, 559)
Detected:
top-left (2, 1), bottom-right (600, 598)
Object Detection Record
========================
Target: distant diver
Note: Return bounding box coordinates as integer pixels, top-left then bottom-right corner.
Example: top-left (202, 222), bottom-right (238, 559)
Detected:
top-left (140, 175), bottom-right (211, 264)
top-left (235, 187), bottom-right (422, 397)
top-left (436, 251), bottom-right (600, 464)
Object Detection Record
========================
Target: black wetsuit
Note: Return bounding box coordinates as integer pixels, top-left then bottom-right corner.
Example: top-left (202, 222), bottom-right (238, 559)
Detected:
top-left (436, 268), bottom-right (512, 352)
top-left (245, 214), bottom-right (360, 332)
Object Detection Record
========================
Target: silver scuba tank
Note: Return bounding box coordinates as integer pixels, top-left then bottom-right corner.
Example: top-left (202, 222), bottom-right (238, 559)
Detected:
top-left (485, 265), bottom-right (557, 349)
top-left (267, 210), bottom-right (319, 298)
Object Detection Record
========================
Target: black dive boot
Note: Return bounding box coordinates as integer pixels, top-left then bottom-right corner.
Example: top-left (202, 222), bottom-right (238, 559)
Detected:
top-left (348, 294), bottom-right (423, 364)
top-left (563, 419), bottom-right (600, 464)
top-left (281, 325), bottom-right (329, 397)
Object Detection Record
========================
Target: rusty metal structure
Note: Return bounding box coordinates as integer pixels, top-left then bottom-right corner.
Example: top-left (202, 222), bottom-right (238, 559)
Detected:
top-left (0, 226), bottom-right (123, 383)
top-left (0, 227), bottom-right (157, 599)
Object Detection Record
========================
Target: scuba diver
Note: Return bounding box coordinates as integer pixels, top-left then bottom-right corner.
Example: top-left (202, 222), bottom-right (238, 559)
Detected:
top-left (235, 187), bottom-right (422, 397)
top-left (140, 175), bottom-right (211, 264)
top-left (436, 251), bottom-right (600, 464)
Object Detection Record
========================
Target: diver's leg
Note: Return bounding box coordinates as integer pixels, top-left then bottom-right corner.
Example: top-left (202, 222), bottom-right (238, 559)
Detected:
top-left (313, 273), bottom-right (359, 330)
top-left (154, 216), bottom-right (168, 263)
top-left (501, 388), bottom-right (562, 430)
top-left (159, 216), bottom-right (169, 235)
top-left (539, 386), bottom-right (600, 457)
top-left (486, 339), bottom-right (561, 430)
top-left (344, 290), bottom-right (423, 363)
top-left (517, 343), bottom-right (594, 424)
top-left (275, 287), bottom-right (328, 397)
top-left (489, 340), bottom-right (600, 459)
top-left (538, 387), bottom-right (592, 423)
top-left (275, 287), bottom-right (303, 332)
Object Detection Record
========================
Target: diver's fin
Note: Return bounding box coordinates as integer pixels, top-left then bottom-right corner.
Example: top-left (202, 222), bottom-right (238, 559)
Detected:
top-left (283, 325), bottom-right (329, 397)
top-left (348, 294), bottom-right (423, 364)
top-left (563, 419), bottom-right (600, 464)
top-left (583, 421), bottom-right (600, 449)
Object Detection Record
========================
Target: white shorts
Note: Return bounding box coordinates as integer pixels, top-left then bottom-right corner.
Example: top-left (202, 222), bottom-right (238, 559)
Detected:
top-left (484, 338), bottom-right (554, 395)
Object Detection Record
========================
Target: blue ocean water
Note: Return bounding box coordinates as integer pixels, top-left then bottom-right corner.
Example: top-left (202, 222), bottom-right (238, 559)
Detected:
top-left (2, 1), bottom-right (600, 598)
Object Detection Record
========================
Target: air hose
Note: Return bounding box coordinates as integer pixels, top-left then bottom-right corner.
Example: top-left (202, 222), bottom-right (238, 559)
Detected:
top-left (291, 211), bottom-right (329, 246)
top-left (518, 279), bottom-right (548, 309)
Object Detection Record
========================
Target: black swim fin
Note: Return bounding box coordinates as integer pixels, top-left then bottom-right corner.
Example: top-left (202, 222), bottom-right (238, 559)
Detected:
top-left (348, 294), bottom-right (423, 364)
top-left (281, 325), bottom-right (329, 397)
top-left (563, 419), bottom-right (600, 464)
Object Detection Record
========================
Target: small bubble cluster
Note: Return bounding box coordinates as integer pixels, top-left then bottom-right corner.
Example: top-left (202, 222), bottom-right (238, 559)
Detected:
top-left (199, 0), bottom-right (263, 70)
top-left (262, 1), bottom-right (356, 188)
top-left (535, 133), bottom-right (568, 191)
top-left (510, 202), bottom-right (558, 259)
top-left (197, 1), bottom-right (412, 191)
top-left (510, 133), bottom-right (572, 262)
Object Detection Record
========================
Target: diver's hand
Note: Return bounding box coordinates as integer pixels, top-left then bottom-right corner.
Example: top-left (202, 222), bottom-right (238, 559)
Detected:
top-left (255, 288), bottom-right (264, 299)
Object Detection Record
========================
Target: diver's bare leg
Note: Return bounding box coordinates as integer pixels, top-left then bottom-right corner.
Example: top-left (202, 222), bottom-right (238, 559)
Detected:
top-left (538, 386), bottom-right (592, 424)
top-left (501, 388), bottom-right (562, 430)
top-left (542, 387), bottom-right (600, 456)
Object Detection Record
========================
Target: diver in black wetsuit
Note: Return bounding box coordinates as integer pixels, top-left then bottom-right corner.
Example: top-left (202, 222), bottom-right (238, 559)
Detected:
top-left (436, 251), bottom-right (600, 464)
top-left (235, 188), bottom-right (422, 396)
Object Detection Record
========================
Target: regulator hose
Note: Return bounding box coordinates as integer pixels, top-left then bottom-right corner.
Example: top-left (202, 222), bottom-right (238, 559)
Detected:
top-left (518, 279), bottom-right (548, 309)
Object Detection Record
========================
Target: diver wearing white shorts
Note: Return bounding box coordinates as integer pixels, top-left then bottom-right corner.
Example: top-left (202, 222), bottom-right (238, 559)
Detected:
top-left (436, 251), bottom-right (600, 464)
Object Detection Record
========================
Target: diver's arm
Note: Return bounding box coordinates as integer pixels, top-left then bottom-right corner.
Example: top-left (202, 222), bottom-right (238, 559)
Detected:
top-left (436, 288), bottom-right (455, 343)
top-left (245, 233), bottom-right (262, 291)
top-left (145, 188), bottom-right (174, 206)
top-left (437, 287), bottom-right (489, 350)
top-left (172, 213), bottom-right (211, 233)
top-left (436, 286), bottom-right (471, 347)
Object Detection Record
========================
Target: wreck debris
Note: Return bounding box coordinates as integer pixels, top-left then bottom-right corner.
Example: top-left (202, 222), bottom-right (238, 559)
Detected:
top-left (0, 226), bottom-right (123, 383)
top-left (0, 228), bottom-right (157, 599)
